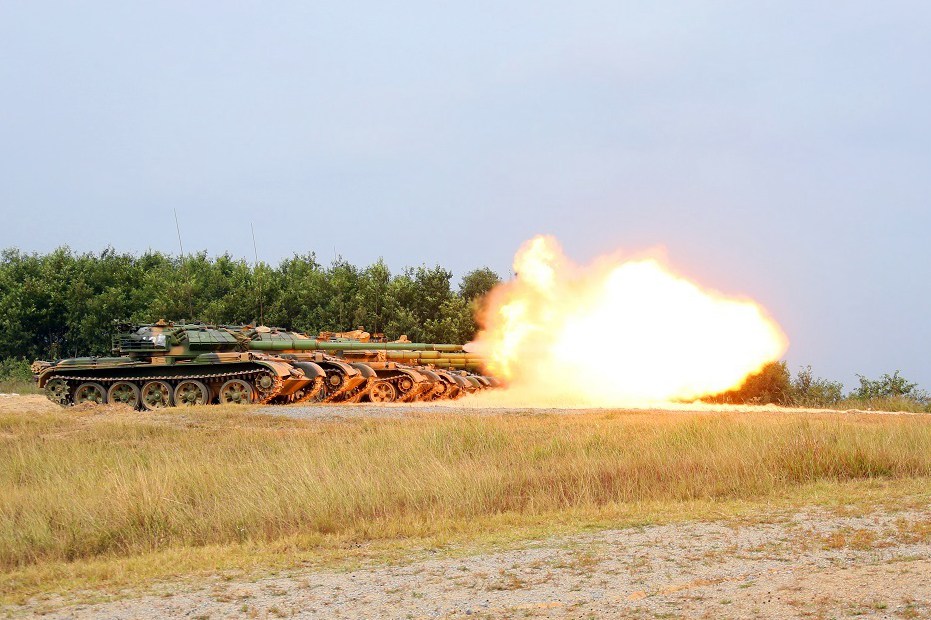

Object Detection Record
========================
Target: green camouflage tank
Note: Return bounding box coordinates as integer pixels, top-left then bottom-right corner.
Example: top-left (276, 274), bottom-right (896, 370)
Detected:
top-left (33, 321), bottom-right (495, 408)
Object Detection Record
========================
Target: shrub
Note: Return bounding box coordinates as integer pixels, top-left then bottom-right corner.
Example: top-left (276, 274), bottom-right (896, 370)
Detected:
top-left (704, 361), bottom-right (792, 405)
top-left (851, 371), bottom-right (926, 401)
top-left (790, 366), bottom-right (844, 407)
top-left (0, 358), bottom-right (36, 394)
top-left (0, 359), bottom-right (31, 384)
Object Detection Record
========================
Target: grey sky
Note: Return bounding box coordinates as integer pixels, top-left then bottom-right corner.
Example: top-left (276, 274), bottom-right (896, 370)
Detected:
top-left (1, 1), bottom-right (929, 388)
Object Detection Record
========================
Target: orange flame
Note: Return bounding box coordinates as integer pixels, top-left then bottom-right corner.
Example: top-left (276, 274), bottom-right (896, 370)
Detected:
top-left (467, 236), bottom-right (788, 406)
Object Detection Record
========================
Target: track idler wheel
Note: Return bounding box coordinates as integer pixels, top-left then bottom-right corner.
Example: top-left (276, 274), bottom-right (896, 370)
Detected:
top-left (396, 373), bottom-right (429, 402)
top-left (433, 371), bottom-right (462, 400)
top-left (418, 369), bottom-right (445, 401)
top-left (325, 371), bottom-right (344, 391)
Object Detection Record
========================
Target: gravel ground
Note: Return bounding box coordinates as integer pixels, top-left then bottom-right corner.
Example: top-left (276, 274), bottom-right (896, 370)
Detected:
top-left (252, 400), bottom-right (907, 422)
top-left (254, 402), bottom-right (622, 421)
top-left (22, 509), bottom-right (931, 619)
top-left (3, 393), bottom-right (917, 421)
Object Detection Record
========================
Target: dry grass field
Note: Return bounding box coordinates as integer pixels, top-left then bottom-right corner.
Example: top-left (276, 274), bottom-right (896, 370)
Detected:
top-left (2, 395), bottom-right (931, 616)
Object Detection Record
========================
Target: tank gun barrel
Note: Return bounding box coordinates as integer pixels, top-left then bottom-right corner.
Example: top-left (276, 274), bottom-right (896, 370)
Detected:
top-left (248, 339), bottom-right (466, 353)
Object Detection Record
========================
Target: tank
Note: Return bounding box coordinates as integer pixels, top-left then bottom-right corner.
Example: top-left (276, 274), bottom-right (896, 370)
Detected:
top-left (32, 321), bottom-right (496, 408)
top-left (32, 320), bottom-right (315, 409)
top-left (243, 326), bottom-right (494, 403)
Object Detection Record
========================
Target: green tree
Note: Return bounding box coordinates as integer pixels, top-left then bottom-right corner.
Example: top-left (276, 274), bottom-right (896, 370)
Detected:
top-left (412, 265), bottom-right (454, 324)
top-left (353, 259), bottom-right (392, 334)
top-left (790, 366), bottom-right (844, 407)
top-left (323, 258), bottom-right (361, 331)
top-left (383, 308), bottom-right (421, 342)
top-left (267, 253), bottom-right (327, 332)
top-left (459, 267), bottom-right (501, 302)
top-left (0, 245), bottom-right (499, 359)
top-left (851, 371), bottom-right (922, 400)
top-left (424, 296), bottom-right (476, 344)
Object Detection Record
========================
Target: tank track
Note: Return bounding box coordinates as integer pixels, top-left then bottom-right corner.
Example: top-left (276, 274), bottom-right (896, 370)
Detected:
top-left (318, 369), bottom-right (361, 403)
top-left (44, 368), bottom-right (275, 407)
top-left (427, 380), bottom-right (450, 400)
top-left (43, 365), bottom-right (488, 407)
top-left (321, 385), bottom-right (352, 403)
top-left (366, 374), bottom-right (431, 403)
top-left (288, 377), bottom-right (326, 404)
top-left (44, 368), bottom-right (266, 383)
top-left (339, 376), bottom-right (375, 403)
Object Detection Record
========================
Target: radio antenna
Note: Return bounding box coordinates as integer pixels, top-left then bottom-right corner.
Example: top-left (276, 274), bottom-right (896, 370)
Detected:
top-left (174, 209), bottom-right (194, 319)
top-left (251, 222), bottom-right (265, 326)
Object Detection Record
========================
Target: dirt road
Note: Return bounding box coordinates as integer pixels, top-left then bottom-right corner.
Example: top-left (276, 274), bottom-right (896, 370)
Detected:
top-left (25, 508), bottom-right (931, 619)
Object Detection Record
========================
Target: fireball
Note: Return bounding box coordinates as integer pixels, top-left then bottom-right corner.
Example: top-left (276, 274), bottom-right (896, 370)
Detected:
top-left (467, 236), bottom-right (788, 406)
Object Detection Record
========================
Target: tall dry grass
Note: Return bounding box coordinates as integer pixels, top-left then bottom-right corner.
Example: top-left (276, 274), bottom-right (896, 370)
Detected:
top-left (0, 380), bottom-right (40, 395)
top-left (2, 406), bottom-right (931, 572)
top-left (832, 396), bottom-right (931, 413)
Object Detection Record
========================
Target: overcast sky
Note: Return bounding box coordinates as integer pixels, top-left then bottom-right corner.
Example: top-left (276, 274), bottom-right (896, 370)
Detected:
top-left (1, 1), bottom-right (929, 388)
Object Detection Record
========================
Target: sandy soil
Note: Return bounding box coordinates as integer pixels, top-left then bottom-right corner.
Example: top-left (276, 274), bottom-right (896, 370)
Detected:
top-left (0, 394), bottom-right (55, 415)
top-left (19, 509), bottom-right (931, 619)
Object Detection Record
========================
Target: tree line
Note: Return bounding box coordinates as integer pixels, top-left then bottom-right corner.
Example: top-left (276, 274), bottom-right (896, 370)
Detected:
top-left (2, 247), bottom-right (927, 412)
top-left (0, 247), bottom-right (501, 362)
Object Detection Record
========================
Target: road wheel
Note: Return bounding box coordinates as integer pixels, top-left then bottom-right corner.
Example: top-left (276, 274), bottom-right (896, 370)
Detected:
top-left (141, 380), bottom-right (173, 410)
top-left (174, 380), bottom-right (210, 406)
top-left (74, 382), bottom-right (107, 405)
top-left (397, 376), bottom-right (414, 393)
top-left (219, 379), bottom-right (254, 405)
top-left (369, 381), bottom-right (397, 403)
top-left (107, 381), bottom-right (140, 408)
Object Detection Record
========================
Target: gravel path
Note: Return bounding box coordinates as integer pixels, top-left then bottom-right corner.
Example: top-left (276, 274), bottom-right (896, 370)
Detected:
top-left (25, 509), bottom-right (931, 619)
top-left (252, 400), bottom-right (914, 422)
top-left (254, 402), bottom-right (625, 421)
top-left (4, 393), bottom-right (919, 421)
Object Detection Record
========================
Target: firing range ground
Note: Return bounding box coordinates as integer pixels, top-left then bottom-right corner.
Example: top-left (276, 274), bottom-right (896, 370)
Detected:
top-left (254, 402), bottom-right (590, 420)
top-left (253, 400), bottom-right (924, 421)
